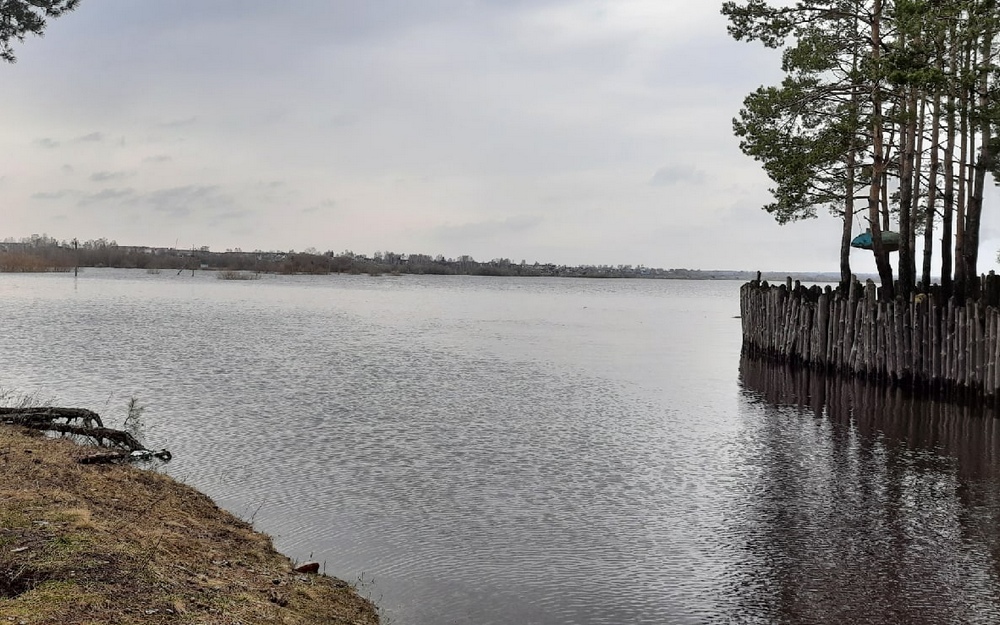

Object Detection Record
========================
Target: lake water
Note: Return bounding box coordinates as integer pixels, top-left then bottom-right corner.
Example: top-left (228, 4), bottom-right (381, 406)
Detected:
top-left (2, 269), bottom-right (1000, 624)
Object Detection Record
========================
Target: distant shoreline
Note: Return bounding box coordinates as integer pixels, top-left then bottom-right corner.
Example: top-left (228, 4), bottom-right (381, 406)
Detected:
top-left (1, 236), bottom-right (842, 281)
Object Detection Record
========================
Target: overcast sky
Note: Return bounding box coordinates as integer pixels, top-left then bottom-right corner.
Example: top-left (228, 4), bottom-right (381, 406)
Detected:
top-left (3, 0), bottom-right (999, 272)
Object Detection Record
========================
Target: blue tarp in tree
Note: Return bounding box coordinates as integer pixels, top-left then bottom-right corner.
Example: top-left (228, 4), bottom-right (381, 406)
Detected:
top-left (850, 229), bottom-right (901, 252)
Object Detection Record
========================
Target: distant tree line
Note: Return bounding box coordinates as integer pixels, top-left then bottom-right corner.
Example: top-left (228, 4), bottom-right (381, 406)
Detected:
top-left (0, 234), bottom-right (725, 279)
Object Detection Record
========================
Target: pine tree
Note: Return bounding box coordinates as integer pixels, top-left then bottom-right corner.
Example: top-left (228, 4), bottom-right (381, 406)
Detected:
top-left (1, 0), bottom-right (80, 63)
top-left (725, 0), bottom-right (1000, 300)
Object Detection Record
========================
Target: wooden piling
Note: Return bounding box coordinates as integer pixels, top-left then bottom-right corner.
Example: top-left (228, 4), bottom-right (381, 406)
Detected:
top-left (741, 278), bottom-right (1000, 401)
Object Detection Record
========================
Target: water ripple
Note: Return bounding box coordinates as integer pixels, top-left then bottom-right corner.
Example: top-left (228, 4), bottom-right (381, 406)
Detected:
top-left (2, 270), bottom-right (1000, 624)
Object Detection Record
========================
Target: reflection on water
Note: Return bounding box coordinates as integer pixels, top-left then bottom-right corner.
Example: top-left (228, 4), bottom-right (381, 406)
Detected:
top-left (3, 269), bottom-right (1000, 623)
top-left (0, 270), bottom-right (746, 625)
top-left (737, 357), bottom-right (1000, 624)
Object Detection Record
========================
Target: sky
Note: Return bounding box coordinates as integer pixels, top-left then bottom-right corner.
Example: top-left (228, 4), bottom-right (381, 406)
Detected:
top-left (3, 0), bottom-right (1000, 273)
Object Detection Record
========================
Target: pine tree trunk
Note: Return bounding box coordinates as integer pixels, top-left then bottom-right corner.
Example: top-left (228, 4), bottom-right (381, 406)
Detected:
top-left (954, 41), bottom-right (972, 296)
top-left (912, 96), bottom-right (925, 289)
top-left (962, 16), bottom-right (994, 299)
top-left (869, 0), bottom-right (894, 299)
top-left (898, 84), bottom-right (918, 296)
top-left (923, 47), bottom-right (943, 289)
top-left (941, 20), bottom-right (958, 296)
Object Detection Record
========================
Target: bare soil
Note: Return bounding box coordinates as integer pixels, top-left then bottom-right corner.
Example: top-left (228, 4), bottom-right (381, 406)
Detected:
top-left (0, 426), bottom-right (379, 624)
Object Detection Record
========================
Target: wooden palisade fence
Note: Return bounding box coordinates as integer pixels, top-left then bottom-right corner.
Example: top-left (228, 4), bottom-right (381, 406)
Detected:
top-left (741, 273), bottom-right (1000, 401)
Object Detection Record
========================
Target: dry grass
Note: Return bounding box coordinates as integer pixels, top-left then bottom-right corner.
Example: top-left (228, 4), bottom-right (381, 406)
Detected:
top-left (0, 427), bottom-right (379, 624)
top-left (0, 253), bottom-right (72, 273)
top-left (216, 270), bottom-right (261, 281)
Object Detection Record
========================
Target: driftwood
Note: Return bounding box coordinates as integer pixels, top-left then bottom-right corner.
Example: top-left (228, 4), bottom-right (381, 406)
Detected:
top-left (0, 407), bottom-right (103, 428)
top-left (78, 449), bottom-right (173, 465)
top-left (19, 422), bottom-right (145, 451)
top-left (1, 406), bottom-right (170, 464)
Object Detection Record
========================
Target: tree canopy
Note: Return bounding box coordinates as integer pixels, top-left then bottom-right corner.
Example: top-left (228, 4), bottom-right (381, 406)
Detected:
top-left (724, 0), bottom-right (1000, 300)
top-left (1, 0), bottom-right (80, 63)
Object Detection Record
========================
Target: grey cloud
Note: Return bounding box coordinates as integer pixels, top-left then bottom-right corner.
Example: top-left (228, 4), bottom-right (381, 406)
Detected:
top-left (650, 166), bottom-right (707, 186)
top-left (61, 164), bottom-right (74, 174)
top-left (90, 170), bottom-right (134, 182)
top-left (75, 132), bottom-right (105, 143)
top-left (3, 2), bottom-right (796, 270)
top-left (227, 227), bottom-right (254, 238)
top-left (254, 180), bottom-right (297, 204)
top-left (329, 113), bottom-right (359, 128)
top-left (435, 215), bottom-right (543, 241)
top-left (157, 116), bottom-right (197, 128)
top-left (79, 188), bottom-right (137, 205)
top-left (54, 0), bottom-right (556, 87)
top-left (214, 209), bottom-right (253, 221)
top-left (32, 189), bottom-right (76, 200)
top-left (140, 185), bottom-right (234, 218)
top-left (35, 133), bottom-right (104, 148)
top-left (302, 199), bottom-right (336, 213)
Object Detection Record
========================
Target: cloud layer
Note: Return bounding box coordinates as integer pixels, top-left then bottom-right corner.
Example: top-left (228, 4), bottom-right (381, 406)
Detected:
top-left (2, 0), bottom-right (996, 272)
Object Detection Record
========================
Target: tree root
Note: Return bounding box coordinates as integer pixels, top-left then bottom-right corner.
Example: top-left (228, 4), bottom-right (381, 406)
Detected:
top-left (78, 449), bottom-right (173, 464)
top-left (0, 407), bottom-right (170, 464)
top-left (0, 407), bottom-right (103, 428)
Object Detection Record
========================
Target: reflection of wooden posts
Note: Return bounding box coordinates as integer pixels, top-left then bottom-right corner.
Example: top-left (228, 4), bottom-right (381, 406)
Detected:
top-left (740, 354), bottom-right (1000, 472)
top-left (73, 238), bottom-right (78, 277)
top-left (740, 275), bottom-right (1000, 402)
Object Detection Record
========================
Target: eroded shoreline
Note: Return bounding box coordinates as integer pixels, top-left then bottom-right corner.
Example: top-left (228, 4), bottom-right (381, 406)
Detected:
top-left (0, 426), bottom-right (379, 624)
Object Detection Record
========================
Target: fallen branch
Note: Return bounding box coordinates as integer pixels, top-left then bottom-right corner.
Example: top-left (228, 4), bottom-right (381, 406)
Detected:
top-left (0, 407), bottom-right (103, 428)
top-left (15, 422), bottom-right (145, 451)
top-left (78, 449), bottom-right (173, 465)
top-left (0, 406), bottom-right (170, 464)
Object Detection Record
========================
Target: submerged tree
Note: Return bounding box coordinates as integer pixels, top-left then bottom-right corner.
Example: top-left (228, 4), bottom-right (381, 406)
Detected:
top-left (0, 0), bottom-right (81, 63)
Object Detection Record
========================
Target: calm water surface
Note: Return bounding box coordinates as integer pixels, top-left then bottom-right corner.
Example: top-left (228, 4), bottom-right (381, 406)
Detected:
top-left (2, 269), bottom-right (1000, 624)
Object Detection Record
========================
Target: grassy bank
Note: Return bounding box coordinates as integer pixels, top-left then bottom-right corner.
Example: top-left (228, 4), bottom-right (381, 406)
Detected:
top-left (0, 426), bottom-right (379, 624)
